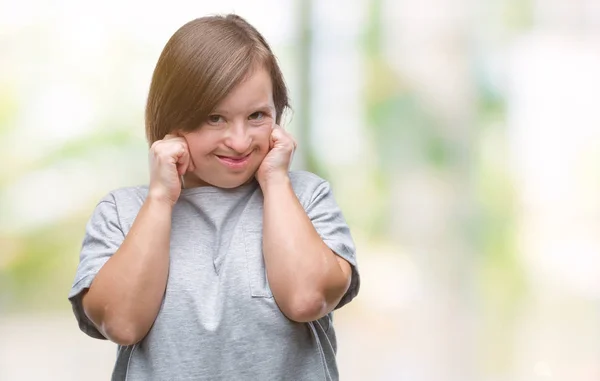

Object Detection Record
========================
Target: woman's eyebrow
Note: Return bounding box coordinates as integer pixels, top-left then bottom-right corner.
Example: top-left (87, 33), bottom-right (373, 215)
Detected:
top-left (212, 104), bottom-right (274, 114)
top-left (209, 108), bottom-right (230, 116)
top-left (251, 103), bottom-right (275, 111)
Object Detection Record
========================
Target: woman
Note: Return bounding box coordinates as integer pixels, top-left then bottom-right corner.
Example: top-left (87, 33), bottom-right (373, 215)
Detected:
top-left (69, 14), bottom-right (359, 381)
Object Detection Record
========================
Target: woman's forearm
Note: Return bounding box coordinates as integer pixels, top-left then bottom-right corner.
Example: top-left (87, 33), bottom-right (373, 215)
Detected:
top-left (82, 196), bottom-right (172, 345)
top-left (261, 176), bottom-right (351, 322)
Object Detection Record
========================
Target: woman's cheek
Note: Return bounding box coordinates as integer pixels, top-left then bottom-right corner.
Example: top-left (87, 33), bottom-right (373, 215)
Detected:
top-left (255, 125), bottom-right (273, 150)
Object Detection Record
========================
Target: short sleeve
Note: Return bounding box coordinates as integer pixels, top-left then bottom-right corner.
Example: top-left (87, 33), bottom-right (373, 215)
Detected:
top-left (68, 196), bottom-right (125, 339)
top-left (305, 181), bottom-right (360, 310)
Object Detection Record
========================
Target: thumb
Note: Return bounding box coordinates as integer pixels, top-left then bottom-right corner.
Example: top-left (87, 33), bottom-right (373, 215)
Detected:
top-left (271, 126), bottom-right (285, 144)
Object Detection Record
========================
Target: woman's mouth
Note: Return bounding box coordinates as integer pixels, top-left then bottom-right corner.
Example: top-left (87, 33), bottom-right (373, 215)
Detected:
top-left (216, 153), bottom-right (251, 169)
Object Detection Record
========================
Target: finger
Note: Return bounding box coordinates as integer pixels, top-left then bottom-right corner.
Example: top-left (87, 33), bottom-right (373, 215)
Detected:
top-left (269, 132), bottom-right (276, 150)
top-left (176, 138), bottom-right (195, 173)
top-left (174, 144), bottom-right (190, 176)
top-left (184, 149), bottom-right (195, 173)
top-left (177, 152), bottom-right (189, 176)
top-left (168, 135), bottom-right (194, 173)
top-left (176, 152), bottom-right (185, 176)
top-left (182, 140), bottom-right (195, 172)
top-left (270, 127), bottom-right (285, 141)
top-left (271, 127), bottom-right (296, 151)
top-left (187, 156), bottom-right (196, 173)
top-left (288, 149), bottom-right (295, 169)
top-left (272, 124), bottom-right (293, 139)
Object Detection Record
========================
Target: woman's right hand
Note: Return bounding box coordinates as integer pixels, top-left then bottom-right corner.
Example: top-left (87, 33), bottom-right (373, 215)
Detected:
top-left (148, 134), bottom-right (195, 206)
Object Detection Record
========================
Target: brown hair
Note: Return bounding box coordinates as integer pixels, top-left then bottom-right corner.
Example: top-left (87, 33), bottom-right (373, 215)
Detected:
top-left (145, 14), bottom-right (290, 144)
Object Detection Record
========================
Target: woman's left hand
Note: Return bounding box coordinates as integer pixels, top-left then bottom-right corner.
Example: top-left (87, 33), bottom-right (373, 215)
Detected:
top-left (256, 125), bottom-right (296, 187)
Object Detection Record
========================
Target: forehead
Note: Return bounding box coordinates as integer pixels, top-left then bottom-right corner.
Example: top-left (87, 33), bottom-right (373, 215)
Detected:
top-left (213, 67), bottom-right (274, 112)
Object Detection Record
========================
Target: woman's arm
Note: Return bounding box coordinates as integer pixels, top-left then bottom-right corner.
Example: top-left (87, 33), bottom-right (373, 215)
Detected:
top-left (82, 134), bottom-right (194, 346)
top-left (261, 175), bottom-right (352, 322)
top-left (82, 196), bottom-right (172, 345)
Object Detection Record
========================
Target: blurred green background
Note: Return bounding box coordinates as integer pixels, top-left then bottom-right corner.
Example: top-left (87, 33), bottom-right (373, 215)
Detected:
top-left (1, 0), bottom-right (600, 380)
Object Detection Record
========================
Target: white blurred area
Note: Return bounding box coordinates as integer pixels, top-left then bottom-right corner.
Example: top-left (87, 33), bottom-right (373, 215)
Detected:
top-left (508, 32), bottom-right (600, 379)
top-left (1, 0), bottom-right (600, 380)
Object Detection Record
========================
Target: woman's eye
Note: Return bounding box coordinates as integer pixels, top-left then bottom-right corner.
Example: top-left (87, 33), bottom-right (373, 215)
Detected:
top-left (249, 111), bottom-right (264, 120)
top-left (208, 115), bottom-right (223, 124)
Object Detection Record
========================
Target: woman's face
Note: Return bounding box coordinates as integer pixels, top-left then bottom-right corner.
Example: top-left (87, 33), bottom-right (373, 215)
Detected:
top-left (181, 67), bottom-right (275, 189)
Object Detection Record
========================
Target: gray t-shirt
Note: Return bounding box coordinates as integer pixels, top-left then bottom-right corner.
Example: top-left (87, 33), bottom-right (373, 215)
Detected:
top-left (68, 170), bottom-right (360, 381)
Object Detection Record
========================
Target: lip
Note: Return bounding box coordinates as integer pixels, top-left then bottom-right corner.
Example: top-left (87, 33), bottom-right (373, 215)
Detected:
top-left (216, 153), bottom-right (251, 169)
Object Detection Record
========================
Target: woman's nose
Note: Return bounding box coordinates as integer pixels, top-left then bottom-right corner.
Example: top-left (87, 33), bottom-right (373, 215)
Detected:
top-left (224, 123), bottom-right (251, 153)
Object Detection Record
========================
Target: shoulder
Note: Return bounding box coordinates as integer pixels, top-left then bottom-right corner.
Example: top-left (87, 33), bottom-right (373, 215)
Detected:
top-left (288, 170), bottom-right (331, 206)
top-left (288, 170), bottom-right (326, 186)
top-left (96, 185), bottom-right (148, 206)
top-left (92, 186), bottom-right (149, 221)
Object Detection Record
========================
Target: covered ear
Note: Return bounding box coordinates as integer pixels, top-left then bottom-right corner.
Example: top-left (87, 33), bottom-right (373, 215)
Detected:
top-left (172, 129), bottom-right (186, 138)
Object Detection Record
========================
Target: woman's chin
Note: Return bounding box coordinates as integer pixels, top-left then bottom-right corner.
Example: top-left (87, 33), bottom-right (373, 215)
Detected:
top-left (216, 173), bottom-right (257, 189)
top-left (185, 172), bottom-right (257, 189)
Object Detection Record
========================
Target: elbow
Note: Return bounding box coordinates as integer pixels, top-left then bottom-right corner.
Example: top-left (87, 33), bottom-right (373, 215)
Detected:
top-left (82, 290), bottom-right (150, 346)
top-left (84, 305), bottom-right (147, 346)
top-left (280, 293), bottom-right (328, 323)
top-left (103, 323), bottom-right (146, 346)
top-left (278, 279), bottom-right (351, 323)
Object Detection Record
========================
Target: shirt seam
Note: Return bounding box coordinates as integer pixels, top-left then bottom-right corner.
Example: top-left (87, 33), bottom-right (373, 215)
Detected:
top-left (124, 344), bottom-right (137, 381)
top-left (103, 195), bottom-right (125, 234)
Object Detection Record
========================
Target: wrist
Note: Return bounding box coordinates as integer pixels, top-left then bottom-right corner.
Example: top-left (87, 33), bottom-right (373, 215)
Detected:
top-left (258, 171), bottom-right (291, 194)
top-left (146, 191), bottom-right (176, 210)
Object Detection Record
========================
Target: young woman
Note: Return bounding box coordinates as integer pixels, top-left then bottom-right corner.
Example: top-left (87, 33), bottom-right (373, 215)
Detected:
top-left (68, 14), bottom-right (360, 380)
